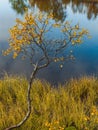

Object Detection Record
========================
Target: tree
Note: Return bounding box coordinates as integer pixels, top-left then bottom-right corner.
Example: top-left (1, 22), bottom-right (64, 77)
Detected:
top-left (3, 11), bottom-right (89, 130)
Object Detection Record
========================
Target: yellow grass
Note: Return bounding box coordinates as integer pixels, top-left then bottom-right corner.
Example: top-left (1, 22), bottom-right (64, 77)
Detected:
top-left (0, 75), bottom-right (98, 130)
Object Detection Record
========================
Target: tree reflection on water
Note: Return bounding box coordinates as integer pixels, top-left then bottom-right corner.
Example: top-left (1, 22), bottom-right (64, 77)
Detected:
top-left (9, 0), bottom-right (98, 20)
top-left (9, 0), bottom-right (28, 14)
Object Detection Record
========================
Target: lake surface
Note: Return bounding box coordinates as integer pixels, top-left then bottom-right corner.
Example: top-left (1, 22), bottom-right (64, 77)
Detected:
top-left (1, 0), bottom-right (98, 84)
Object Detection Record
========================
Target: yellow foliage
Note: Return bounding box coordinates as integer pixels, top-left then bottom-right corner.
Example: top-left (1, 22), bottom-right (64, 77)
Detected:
top-left (3, 11), bottom-right (89, 60)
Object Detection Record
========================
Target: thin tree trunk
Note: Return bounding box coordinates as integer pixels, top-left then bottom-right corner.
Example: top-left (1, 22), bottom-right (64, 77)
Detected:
top-left (5, 66), bottom-right (38, 130)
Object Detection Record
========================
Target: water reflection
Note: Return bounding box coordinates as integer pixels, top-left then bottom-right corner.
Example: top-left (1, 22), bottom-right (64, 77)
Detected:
top-left (9, 0), bottom-right (66, 21)
top-left (31, 0), bottom-right (98, 20)
top-left (9, 0), bottom-right (28, 14)
top-left (9, 0), bottom-right (98, 20)
top-left (1, 0), bottom-right (98, 85)
top-left (29, 0), bottom-right (66, 22)
top-left (69, 0), bottom-right (98, 19)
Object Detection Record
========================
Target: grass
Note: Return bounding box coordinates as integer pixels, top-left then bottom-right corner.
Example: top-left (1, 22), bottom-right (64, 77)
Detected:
top-left (0, 75), bottom-right (98, 130)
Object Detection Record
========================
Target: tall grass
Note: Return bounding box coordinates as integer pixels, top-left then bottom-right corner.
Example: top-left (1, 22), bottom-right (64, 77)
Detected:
top-left (0, 76), bottom-right (98, 130)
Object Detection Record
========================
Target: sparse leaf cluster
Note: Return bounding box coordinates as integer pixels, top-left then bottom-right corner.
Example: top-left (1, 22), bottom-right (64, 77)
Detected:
top-left (3, 11), bottom-right (89, 68)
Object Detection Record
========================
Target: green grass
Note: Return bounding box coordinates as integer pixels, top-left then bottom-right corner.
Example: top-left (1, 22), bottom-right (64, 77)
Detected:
top-left (0, 75), bottom-right (98, 130)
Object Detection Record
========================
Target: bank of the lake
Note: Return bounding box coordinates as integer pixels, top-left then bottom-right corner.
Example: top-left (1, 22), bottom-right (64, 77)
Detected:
top-left (0, 75), bottom-right (98, 130)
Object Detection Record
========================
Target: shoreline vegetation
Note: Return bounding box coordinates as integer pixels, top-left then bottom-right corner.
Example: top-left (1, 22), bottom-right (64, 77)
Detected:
top-left (0, 75), bottom-right (98, 130)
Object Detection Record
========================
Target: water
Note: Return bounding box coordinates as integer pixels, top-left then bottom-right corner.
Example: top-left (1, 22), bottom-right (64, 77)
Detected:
top-left (0, 0), bottom-right (98, 84)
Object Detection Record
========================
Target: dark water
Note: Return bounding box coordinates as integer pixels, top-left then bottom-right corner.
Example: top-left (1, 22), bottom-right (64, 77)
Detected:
top-left (1, 0), bottom-right (98, 84)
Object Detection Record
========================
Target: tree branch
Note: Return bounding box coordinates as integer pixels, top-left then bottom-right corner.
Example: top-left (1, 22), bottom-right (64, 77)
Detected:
top-left (4, 64), bottom-right (38, 130)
